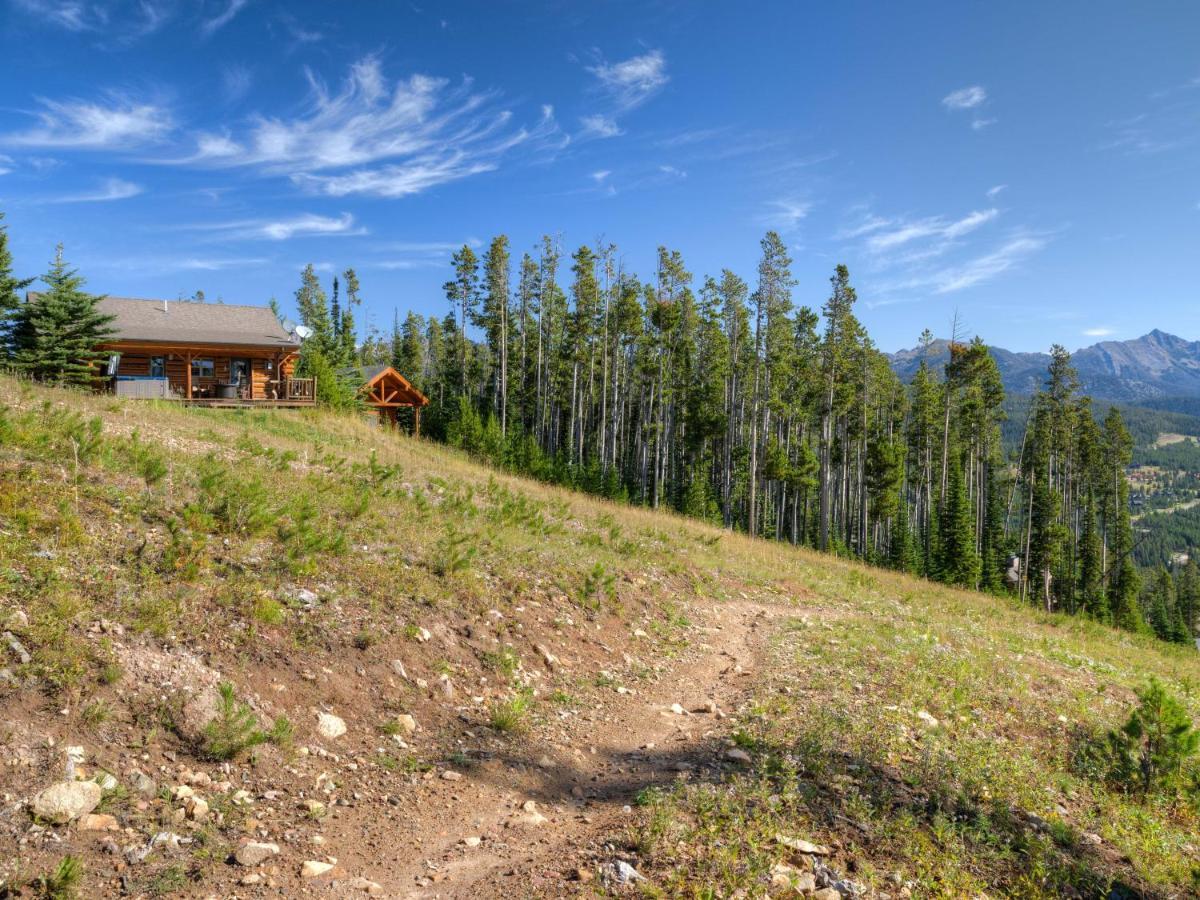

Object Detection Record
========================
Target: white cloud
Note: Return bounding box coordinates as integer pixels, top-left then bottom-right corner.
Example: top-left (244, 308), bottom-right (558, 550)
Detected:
top-left (866, 208), bottom-right (998, 254)
top-left (200, 0), bottom-right (250, 37)
top-left (658, 164), bottom-right (686, 178)
top-left (1083, 327), bottom-right (1115, 337)
top-left (590, 170), bottom-right (611, 182)
top-left (176, 57), bottom-right (560, 198)
top-left (579, 114), bottom-right (622, 139)
top-left (177, 256), bottom-right (269, 270)
top-left (986, 184), bottom-right (1007, 198)
top-left (762, 199), bottom-right (812, 231)
top-left (971, 117), bottom-right (997, 130)
top-left (588, 50), bottom-right (668, 111)
top-left (943, 85), bottom-right (987, 110)
top-left (187, 212), bottom-right (364, 241)
top-left (0, 154), bottom-right (13, 175)
top-left (1, 95), bottom-right (172, 149)
top-left (49, 176), bottom-right (142, 202)
top-left (10, 0), bottom-right (175, 40)
top-left (578, 50), bottom-right (668, 140)
top-left (930, 235), bottom-right (1045, 293)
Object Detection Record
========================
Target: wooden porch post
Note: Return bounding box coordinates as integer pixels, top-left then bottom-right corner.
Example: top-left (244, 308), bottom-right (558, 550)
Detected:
top-left (184, 352), bottom-right (192, 401)
top-left (414, 406), bottom-right (421, 437)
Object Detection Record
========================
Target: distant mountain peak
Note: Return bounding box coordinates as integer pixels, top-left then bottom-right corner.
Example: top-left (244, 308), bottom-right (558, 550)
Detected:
top-left (888, 329), bottom-right (1200, 403)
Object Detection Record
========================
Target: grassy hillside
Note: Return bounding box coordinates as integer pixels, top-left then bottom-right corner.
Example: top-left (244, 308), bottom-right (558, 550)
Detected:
top-left (2, 375), bottom-right (1200, 898)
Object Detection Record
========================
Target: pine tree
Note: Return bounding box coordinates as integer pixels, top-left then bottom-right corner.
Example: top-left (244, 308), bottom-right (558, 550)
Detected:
top-left (936, 454), bottom-right (980, 587)
top-left (340, 268), bottom-right (361, 365)
top-left (0, 212), bottom-right (34, 358)
top-left (11, 244), bottom-right (113, 385)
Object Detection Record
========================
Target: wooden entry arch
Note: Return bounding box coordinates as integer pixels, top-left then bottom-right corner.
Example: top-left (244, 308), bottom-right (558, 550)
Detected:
top-left (344, 365), bottom-right (429, 434)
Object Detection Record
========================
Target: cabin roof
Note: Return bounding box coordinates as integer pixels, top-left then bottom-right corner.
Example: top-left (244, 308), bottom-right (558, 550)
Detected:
top-left (339, 364), bottom-right (429, 406)
top-left (30, 293), bottom-right (300, 348)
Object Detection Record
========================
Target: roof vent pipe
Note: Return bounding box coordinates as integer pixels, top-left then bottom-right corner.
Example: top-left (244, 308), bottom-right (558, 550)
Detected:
top-left (162, 298), bottom-right (168, 314)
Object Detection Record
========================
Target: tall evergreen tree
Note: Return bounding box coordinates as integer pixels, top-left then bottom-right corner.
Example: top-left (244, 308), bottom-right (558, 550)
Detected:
top-left (11, 244), bottom-right (113, 385)
top-left (0, 212), bottom-right (33, 358)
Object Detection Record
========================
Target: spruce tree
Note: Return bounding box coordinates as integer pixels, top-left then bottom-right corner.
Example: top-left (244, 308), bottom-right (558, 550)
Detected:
top-left (11, 244), bottom-right (113, 385)
top-left (935, 454), bottom-right (980, 587)
top-left (0, 212), bottom-right (33, 358)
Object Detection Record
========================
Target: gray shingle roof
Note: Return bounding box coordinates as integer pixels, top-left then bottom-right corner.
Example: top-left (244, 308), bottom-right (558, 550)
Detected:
top-left (41, 294), bottom-right (299, 348)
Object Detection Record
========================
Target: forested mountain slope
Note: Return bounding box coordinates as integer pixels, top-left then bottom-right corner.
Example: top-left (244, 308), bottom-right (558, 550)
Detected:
top-left (2, 377), bottom-right (1200, 897)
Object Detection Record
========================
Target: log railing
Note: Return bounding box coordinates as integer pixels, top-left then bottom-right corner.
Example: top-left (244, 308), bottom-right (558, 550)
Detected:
top-left (283, 377), bottom-right (316, 403)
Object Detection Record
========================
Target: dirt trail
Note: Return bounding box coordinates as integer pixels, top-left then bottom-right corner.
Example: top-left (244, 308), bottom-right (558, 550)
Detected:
top-left (326, 598), bottom-right (808, 897)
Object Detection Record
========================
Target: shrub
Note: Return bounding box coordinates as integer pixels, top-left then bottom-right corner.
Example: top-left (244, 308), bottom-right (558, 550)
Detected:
top-left (200, 682), bottom-right (268, 761)
top-left (1109, 679), bottom-right (1200, 796)
top-left (1075, 678), bottom-right (1200, 798)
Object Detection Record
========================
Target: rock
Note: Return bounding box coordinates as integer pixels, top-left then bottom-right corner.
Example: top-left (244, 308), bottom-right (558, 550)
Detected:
top-left (692, 700), bottom-right (719, 714)
top-left (176, 687), bottom-right (221, 745)
top-left (31, 780), bottom-right (102, 824)
top-left (534, 643), bottom-right (558, 669)
top-left (235, 841), bottom-right (280, 867)
top-left (1082, 832), bottom-right (1103, 846)
top-left (774, 833), bottom-right (831, 855)
top-left (293, 588), bottom-right (320, 608)
top-left (669, 703), bottom-right (686, 715)
top-left (438, 674), bottom-right (455, 699)
top-left (64, 745), bottom-right (85, 777)
top-left (240, 874), bottom-right (262, 886)
top-left (511, 799), bottom-right (548, 826)
top-left (301, 860), bottom-right (336, 878)
top-left (317, 712), bottom-right (347, 739)
top-left (812, 890), bottom-right (842, 900)
top-left (349, 876), bottom-right (384, 895)
top-left (80, 813), bottom-right (119, 831)
top-left (916, 710), bottom-right (939, 728)
top-left (186, 796), bottom-right (209, 821)
top-left (414, 627), bottom-right (432, 643)
top-left (4, 631), bottom-right (31, 665)
top-left (601, 860), bottom-right (643, 885)
top-left (391, 659), bottom-right (409, 680)
top-left (573, 866), bottom-right (595, 883)
top-left (441, 770), bottom-right (462, 781)
top-left (725, 748), bottom-right (752, 764)
top-left (462, 836), bottom-right (482, 848)
top-left (130, 771), bottom-right (157, 796)
top-left (395, 714), bottom-right (417, 735)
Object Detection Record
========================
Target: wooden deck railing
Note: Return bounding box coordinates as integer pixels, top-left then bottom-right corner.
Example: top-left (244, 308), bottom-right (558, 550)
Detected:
top-left (283, 377), bottom-right (316, 403)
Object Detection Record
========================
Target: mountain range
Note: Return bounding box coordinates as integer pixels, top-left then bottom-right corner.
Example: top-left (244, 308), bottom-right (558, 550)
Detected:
top-left (888, 330), bottom-right (1200, 406)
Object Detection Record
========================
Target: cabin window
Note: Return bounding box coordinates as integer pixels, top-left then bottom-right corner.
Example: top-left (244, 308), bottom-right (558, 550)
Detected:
top-left (191, 358), bottom-right (215, 379)
top-left (150, 356), bottom-right (166, 378)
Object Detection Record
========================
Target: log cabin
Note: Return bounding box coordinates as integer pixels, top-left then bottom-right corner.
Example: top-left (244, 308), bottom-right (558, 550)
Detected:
top-left (342, 364), bottom-right (428, 434)
top-left (73, 295), bottom-right (316, 406)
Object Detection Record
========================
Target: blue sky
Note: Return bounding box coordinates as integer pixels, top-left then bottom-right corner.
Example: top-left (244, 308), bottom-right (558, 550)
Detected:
top-left (0, 1), bottom-right (1197, 352)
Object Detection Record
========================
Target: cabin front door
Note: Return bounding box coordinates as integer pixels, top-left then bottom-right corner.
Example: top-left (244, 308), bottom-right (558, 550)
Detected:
top-left (230, 358), bottom-right (251, 385)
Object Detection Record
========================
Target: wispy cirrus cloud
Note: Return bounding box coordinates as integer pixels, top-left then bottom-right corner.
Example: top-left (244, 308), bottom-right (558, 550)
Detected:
top-left (579, 49), bottom-right (667, 139)
top-left (48, 176), bottom-right (142, 202)
top-left (1083, 326), bottom-right (1115, 337)
top-left (174, 57), bottom-right (562, 198)
top-left (0, 94), bottom-right (172, 149)
top-left (10, 0), bottom-right (176, 41)
top-left (761, 198), bottom-right (812, 232)
top-left (185, 212), bottom-right (364, 241)
top-left (843, 202), bottom-right (1047, 304)
top-left (0, 155), bottom-right (13, 176)
top-left (865, 208), bottom-right (999, 255)
top-left (200, 0), bottom-right (250, 37)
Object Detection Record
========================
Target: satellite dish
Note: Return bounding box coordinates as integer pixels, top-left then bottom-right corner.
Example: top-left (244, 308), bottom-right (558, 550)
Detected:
top-left (293, 325), bottom-right (314, 340)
